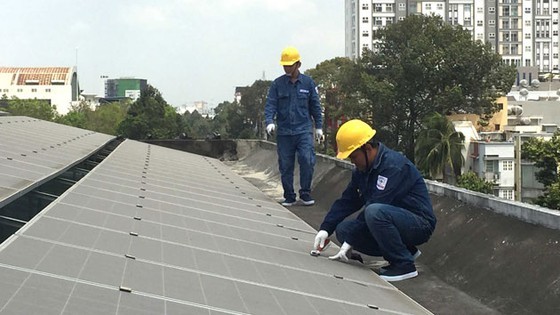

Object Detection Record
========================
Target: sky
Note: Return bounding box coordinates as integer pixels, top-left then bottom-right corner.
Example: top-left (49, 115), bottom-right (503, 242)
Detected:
top-left (0, 0), bottom-right (345, 109)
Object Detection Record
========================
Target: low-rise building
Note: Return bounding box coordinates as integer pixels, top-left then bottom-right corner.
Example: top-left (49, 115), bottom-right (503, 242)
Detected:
top-left (0, 67), bottom-right (79, 114)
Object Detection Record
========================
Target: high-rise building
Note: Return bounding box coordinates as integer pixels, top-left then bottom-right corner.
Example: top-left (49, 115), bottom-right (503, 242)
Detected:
top-left (104, 77), bottom-right (147, 101)
top-left (345, 0), bottom-right (560, 74)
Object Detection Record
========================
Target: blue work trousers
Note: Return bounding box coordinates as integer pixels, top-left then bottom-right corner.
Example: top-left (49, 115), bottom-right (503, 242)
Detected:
top-left (276, 133), bottom-right (315, 200)
top-left (335, 203), bottom-right (433, 267)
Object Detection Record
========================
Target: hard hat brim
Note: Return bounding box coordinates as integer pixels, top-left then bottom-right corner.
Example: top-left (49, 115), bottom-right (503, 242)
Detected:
top-left (280, 60), bottom-right (299, 66)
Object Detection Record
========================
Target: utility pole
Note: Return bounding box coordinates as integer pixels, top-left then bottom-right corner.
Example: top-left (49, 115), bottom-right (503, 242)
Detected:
top-left (514, 135), bottom-right (522, 201)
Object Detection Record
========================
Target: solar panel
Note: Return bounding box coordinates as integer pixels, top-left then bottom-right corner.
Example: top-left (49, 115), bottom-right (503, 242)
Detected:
top-left (0, 120), bottom-right (431, 314)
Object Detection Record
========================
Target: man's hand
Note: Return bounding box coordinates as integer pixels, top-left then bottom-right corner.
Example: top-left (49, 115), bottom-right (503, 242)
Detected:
top-left (313, 230), bottom-right (329, 251)
top-left (266, 124), bottom-right (275, 135)
top-left (329, 242), bottom-right (352, 262)
top-left (315, 128), bottom-right (324, 143)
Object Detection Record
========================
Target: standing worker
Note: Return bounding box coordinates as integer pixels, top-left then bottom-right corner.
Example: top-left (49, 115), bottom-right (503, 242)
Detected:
top-left (264, 46), bottom-right (323, 206)
top-left (313, 119), bottom-right (436, 282)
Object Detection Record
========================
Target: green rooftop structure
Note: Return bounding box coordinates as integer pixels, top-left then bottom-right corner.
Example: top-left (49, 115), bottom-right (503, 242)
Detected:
top-left (105, 77), bottom-right (147, 100)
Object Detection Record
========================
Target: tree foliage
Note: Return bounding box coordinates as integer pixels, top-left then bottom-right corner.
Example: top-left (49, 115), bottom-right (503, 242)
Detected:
top-left (522, 132), bottom-right (560, 209)
top-left (117, 85), bottom-right (182, 139)
top-left (1, 95), bottom-right (58, 121)
top-left (457, 171), bottom-right (495, 194)
top-left (415, 112), bottom-right (464, 182)
top-left (349, 14), bottom-right (516, 160)
top-left (239, 80), bottom-right (271, 139)
top-left (305, 57), bottom-right (358, 153)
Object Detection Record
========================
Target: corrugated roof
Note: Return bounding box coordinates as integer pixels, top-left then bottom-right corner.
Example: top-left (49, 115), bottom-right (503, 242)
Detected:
top-left (0, 67), bottom-right (72, 85)
top-left (0, 117), bottom-right (432, 314)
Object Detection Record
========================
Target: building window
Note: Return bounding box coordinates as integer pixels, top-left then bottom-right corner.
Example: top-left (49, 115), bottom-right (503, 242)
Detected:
top-left (425, 3), bottom-right (432, 10)
top-left (477, 20), bottom-right (483, 26)
top-left (437, 3), bottom-right (443, 10)
top-left (399, 3), bottom-right (405, 10)
top-left (524, 8), bottom-right (531, 13)
top-left (525, 33), bottom-right (531, 39)
top-left (398, 16), bottom-right (405, 21)
top-left (386, 17), bottom-right (394, 24)
top-left (362, 31), bottom-right (369, 37)
top-left (525, 20), bottom-right (531, 26)
top-left (489, 33), bottom-right (496, 38)
top-left (17, 88), bottom-right (22, 92)
top-left (31, 88), bottom-right (37, 92)
top-left (489, 20), bottom-right (495, 25)
top-left (554, 53), bottom-right (559, 59)
top-left (45, 88), bottom-right (51, 92)
top-left (375, 3), bottom-right (382, 12)
top-left (374, 17), bottom-right (383, 26)
top-left (362, 17), bottom-right (369, 23)
top-left (477, 7), bottom-right (483, 13)
top-left (362, 3), bottom-right (369, 10)
top-left (489, 7), bottom-right (495, 13)
top-left (503, 160), bottom-right (513, 171)
top-left (525, 46), bottom-right (531, 52)
top-left (386, 4), bottom-right (393, 12)
top-left (501, 190), bottom-right (514, 200)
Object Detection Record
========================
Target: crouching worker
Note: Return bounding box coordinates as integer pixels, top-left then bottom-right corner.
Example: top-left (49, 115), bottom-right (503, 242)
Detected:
top-left (313, 119), bottom-right (436, 282)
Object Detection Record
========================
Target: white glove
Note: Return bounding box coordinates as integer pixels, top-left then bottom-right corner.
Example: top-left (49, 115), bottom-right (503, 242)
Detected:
top-left (266, 123), bottom-right (275, 135)
top-left (313, 230), bottom-right (329, 251)
top-left (329, 242), bottom-right (352, 262)
top-left (315, 129), bottom-right (324, 143)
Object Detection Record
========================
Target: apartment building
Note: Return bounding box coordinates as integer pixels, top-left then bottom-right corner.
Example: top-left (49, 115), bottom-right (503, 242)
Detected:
top-left (345, 0), bottom-right (560, 73)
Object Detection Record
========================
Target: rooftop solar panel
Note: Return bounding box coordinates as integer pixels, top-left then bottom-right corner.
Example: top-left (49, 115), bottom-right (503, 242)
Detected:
top-left (0, 126), bottom-right (432, 314)
top-left (0, 116), bottom-right (114, 207)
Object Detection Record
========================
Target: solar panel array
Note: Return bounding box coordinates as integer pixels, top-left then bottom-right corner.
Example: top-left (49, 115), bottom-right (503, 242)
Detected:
top-left (0, 117), bottom-right (431, 314)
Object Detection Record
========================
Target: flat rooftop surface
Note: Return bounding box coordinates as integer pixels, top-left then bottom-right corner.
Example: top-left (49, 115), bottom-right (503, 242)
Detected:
top-left (0, 118), bottom-right (431, 314)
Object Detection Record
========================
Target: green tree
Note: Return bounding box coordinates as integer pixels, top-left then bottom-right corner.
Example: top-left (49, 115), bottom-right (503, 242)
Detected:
top-left (522, 132), bottom-right (560, 209)
top-left (55, 101), bottom-right (92, 128)
top-left (353, 14), bottom-right (516, 160)
top-left (306, 57), bottom-right (358, 153)
top-left (415, 112), bottom-right (465, 182)
top-left (117, 85), bottom-right (181, 139)
top-left (183, 110), bottom-right (212, 139)
top-left (87, 101), bottom-right (129, 135)
top-left (457, 171), bottom-right (494, 194)
top-left (4, 96), bottom-right (58, 121)
top-left (239, 80), bottom-right (271, 139)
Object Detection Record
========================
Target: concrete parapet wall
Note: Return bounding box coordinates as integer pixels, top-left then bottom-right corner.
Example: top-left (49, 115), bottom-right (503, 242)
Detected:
top-left (426, 180), bottom-right (560, 230)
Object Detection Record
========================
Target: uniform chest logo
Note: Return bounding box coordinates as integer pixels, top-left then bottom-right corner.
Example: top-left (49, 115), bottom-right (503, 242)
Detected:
top-left (376, 175), bottom-right (388, 190)
top-left (299, 89), bottom-right (309, 94)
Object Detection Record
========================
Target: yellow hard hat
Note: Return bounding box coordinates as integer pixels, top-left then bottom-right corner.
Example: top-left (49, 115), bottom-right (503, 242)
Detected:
top-left (280, 46), bottom-right (301, 66)
top-left (336, 119), bottom-right (377, 159)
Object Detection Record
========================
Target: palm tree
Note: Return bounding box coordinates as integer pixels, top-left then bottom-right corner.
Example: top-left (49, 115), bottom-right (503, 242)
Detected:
top-left (415, 112), bottom-right (465, 183)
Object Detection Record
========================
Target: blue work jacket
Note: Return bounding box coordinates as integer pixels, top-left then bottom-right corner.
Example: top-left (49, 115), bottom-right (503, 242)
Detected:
top-left (320, 143), bottom-right (437, 235)
top-left (264, 73), bottom-right (322, 136)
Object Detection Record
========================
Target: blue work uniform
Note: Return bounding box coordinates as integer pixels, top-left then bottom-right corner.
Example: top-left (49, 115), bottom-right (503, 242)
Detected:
top-left (320, 143), bottom-right (436, 267)
top-left (264, 73), bottom-right (323, 200)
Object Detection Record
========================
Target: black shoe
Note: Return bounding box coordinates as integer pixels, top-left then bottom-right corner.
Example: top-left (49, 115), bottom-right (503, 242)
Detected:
top-left (378, 264), bottom-right (418, 282)
top-left (280, 198), bottom-right (297, 206)
top-left (299, 194), bottom-right (315, 206)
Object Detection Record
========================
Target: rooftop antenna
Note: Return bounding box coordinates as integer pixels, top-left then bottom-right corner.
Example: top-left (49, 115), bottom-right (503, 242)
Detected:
top-left (75, 47), bottom-right (79, 103)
